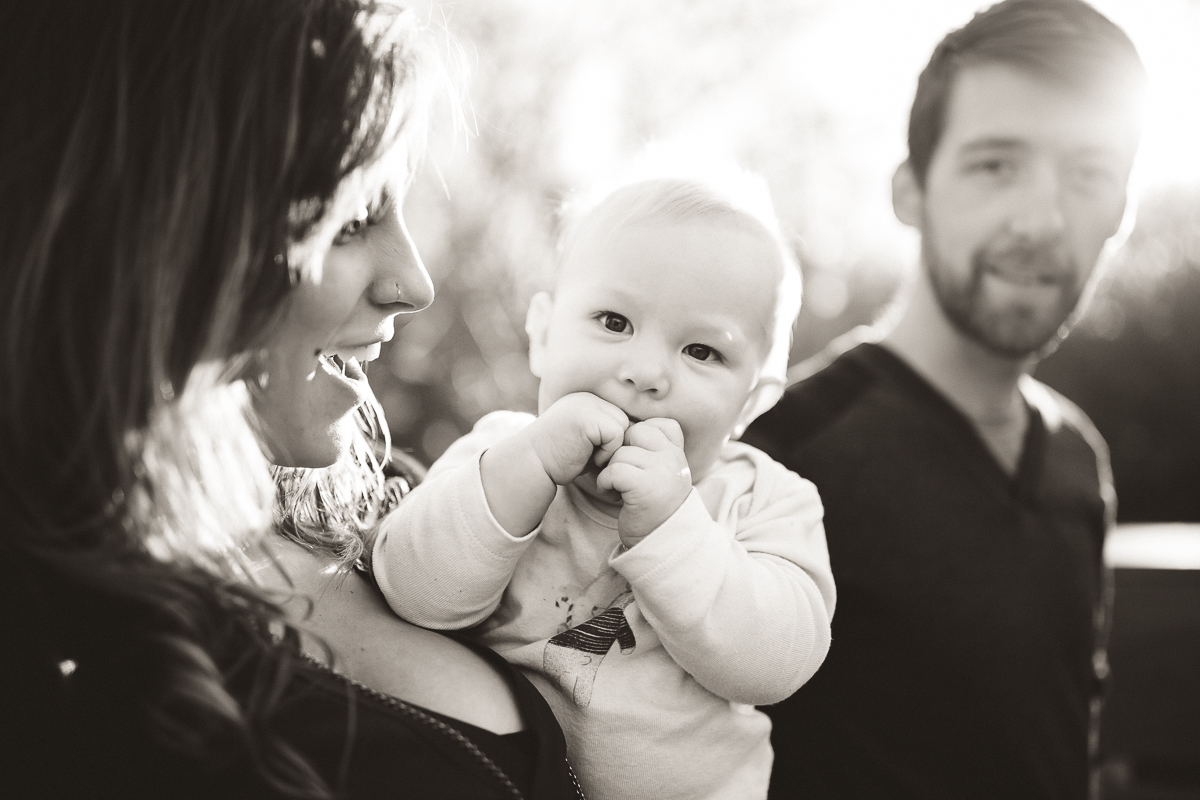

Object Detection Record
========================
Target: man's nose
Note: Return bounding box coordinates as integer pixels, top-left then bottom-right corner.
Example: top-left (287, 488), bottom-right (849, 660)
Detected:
top-left (1009, 163), bottom-right (1066, 241)
top-left (371, 212), bottom-right (434, 312)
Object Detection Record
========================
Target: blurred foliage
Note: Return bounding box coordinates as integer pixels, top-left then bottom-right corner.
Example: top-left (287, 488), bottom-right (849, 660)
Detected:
top-left (1036, 187), bottom-right (1200, 523)
top-left (372, 0), bottom-right (1200, 522)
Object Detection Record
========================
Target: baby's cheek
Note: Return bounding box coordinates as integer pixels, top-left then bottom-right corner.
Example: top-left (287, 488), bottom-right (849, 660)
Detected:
top-left (680, 404), bottom-right (741, 477)
top-left (680, 433), bottom-right (721, 484)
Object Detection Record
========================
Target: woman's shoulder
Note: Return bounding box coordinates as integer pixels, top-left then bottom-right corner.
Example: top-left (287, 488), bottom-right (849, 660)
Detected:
top-left (1, 550), bottom-right (576, 799)
top-left (0, 553), bottom-right (282, 799)
top-left (276, 638), bottom-right (579, 800)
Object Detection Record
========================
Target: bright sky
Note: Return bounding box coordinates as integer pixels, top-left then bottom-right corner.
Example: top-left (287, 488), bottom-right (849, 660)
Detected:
top-left (784, 0), bottom-right (1200, 190)
top-left (543, 0), bottom-right (1200, 286)
top-left (770, 0), bottom-right (1200, 271)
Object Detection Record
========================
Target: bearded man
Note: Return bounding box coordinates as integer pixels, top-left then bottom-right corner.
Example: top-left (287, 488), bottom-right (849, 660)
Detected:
top-left (741, 1), bottom-right (1145, 798)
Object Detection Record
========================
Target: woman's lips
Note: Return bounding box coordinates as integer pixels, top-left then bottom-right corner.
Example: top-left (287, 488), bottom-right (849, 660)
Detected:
top-left (315, 341), bottom-right (382, 384)
top-left (316, 354), bottom-right (373, 407)
top-left (324, 342), bottom-right (382, 364)
top-left (343, 355), bottom-right (367, 382)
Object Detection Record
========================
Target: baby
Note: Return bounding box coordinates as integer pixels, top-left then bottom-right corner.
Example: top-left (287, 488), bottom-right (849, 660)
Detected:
top-left (372, 170), bottom-right (835, 800)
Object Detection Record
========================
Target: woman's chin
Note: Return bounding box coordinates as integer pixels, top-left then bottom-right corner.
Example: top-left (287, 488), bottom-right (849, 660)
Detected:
top-left (266, 414), bottom-right (357, 469)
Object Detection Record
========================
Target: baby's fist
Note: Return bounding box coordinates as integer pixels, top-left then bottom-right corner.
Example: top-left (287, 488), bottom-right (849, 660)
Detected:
top-left (596, 418), bottom-right (693, 546)
top-left (526, 393), bottom-right (629, 486)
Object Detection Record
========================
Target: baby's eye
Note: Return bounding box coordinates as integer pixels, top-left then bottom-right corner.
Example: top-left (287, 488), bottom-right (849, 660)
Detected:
top-left (599, 312), bottom-right (631, 334)
top-left (684, 343), bottom-right (720, 362)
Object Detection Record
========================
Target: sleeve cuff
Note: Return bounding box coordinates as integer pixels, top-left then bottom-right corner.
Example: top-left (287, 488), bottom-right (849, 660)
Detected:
top-left (608, 489), bottom-right (721, 584)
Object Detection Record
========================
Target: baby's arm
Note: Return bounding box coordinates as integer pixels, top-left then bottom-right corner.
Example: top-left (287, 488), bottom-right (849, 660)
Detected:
top-left (610, 449), bottom-right (835, 705)
top-left (481, 392), bottom-right (628, 536)
top-left (372, 395), bottom-right (627, 628)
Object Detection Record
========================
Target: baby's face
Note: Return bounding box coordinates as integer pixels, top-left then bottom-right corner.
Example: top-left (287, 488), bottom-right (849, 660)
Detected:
top-left (528, 218), bottom-right (786, 482)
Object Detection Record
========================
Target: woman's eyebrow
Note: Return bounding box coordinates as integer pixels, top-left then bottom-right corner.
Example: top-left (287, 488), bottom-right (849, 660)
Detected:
top-left (373, 186), bottom-right (396, 214)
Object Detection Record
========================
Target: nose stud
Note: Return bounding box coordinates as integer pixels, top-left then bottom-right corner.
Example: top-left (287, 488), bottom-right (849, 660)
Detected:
top-left (395, 282), bottom-right (403, 304)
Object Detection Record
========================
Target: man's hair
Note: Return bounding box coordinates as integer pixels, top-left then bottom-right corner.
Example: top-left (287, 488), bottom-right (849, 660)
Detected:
top-left (908, 0), bottom-right (1145, 187)
top-left (559, 167), bottom-right (804, 382)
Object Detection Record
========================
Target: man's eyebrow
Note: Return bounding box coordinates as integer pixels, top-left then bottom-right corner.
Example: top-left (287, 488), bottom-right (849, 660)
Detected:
top-left (1068, 145), bottom-right (1127, 161)
top-left (958, 139), bottom-right (1126, 161)
top-left (957, 137), bottom-right (1028, 154)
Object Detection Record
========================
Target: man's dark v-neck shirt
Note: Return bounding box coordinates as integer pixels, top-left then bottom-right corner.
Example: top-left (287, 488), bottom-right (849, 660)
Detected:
top-left (741, 342), bottom-right (1113, 800)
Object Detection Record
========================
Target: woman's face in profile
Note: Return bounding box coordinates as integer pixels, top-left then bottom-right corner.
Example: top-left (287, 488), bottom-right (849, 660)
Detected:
top-left (253, 181), bottom-right (434, 468)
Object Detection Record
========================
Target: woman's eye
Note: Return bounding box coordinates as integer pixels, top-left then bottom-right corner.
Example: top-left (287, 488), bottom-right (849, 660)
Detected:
top-left (335, 208), bottom-right (371, 244)
top-left (684, 344), bottom-right (719, 362)
top-left (600, 313), bottom-right (631, 333)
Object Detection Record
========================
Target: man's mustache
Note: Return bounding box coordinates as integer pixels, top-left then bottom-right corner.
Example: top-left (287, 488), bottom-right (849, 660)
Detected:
top-left (974, 241), bottom-right (1074, 281)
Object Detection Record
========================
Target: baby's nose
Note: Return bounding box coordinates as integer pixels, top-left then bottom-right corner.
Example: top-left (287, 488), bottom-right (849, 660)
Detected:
top-left (618, 357), bottom-right (669, 395)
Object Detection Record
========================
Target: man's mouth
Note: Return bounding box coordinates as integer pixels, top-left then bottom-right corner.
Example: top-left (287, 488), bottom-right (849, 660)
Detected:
top-left (980, 267), bottom-right (1063, 287)
top-left (977, 247), bottom-right (1072, 288)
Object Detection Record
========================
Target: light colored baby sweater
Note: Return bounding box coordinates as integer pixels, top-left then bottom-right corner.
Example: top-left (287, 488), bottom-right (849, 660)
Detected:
top-left (373, 411), bottom-right (835, 800)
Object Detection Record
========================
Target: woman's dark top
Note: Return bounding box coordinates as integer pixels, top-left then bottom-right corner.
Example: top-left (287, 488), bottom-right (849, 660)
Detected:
top-left (1, 548), bottom-right (582, 800)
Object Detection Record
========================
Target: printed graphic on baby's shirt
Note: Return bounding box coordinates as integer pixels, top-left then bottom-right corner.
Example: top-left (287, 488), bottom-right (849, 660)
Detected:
top-left (543, 589), bottom-right (635, 708)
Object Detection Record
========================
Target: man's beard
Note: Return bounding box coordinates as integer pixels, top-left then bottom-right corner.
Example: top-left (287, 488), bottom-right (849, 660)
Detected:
top-left (923, 232), bottom-right (1087, 359)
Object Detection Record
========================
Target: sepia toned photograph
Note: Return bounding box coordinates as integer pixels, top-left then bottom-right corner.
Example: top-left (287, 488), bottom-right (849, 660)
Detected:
top-left (2, 1), bottom-right (1197, 798)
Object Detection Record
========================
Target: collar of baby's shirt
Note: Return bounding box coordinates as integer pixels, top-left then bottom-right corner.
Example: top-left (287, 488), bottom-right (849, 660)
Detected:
top-left (564, 483), bottom-right (620, 529)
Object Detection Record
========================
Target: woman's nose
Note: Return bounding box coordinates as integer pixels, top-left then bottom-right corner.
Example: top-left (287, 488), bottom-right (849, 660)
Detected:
top-left (371, 211), bottom-right (434, 312)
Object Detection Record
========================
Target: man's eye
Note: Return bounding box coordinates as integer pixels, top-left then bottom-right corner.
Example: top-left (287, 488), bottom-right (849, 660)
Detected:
top-left (600, 313), bottom-right (631, 333)
top-left (1070, 164), bottom-right (1117, 193)
top-left (971, 159), bottom-right (1015, 177)
top-left (684, 344), bottom-right (719, 362)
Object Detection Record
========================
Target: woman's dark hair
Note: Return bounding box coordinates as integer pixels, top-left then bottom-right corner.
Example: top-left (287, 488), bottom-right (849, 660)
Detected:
top-left (907, 0), bottom-right (1145, 188)
top-left (0, 0), bottom-right (431, 794)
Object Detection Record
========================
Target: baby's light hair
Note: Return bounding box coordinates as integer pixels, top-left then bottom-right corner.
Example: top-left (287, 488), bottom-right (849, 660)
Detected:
top-left (558, 161), bottom-right (803, 384)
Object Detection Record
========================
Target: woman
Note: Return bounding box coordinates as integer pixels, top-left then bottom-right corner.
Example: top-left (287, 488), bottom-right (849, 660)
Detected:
top-left (0, 1), bottom-right (578, 797)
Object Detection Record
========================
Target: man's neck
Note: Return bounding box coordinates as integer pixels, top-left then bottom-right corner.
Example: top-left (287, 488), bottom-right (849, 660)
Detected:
top-left (881, 274), bottom-right (1034, 474)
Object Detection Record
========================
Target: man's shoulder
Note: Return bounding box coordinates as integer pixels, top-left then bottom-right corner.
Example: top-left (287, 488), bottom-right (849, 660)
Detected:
top-left (744, 331), bottom-right (889, 457)
top-left (1021, 376), bottom-right (1115, 523)
top-left (1020, 375), bottom-right (1110, 462)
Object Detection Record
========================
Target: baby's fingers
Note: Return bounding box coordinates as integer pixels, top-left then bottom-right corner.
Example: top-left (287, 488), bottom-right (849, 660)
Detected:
top-left (590, 412), bottom-right (627, 467)
top-left (592, 425), bottom-right (625, 467)
top-left (595, 460), bottom-right (641, 494)
top-left (626, 418), bottom-right (685, 451)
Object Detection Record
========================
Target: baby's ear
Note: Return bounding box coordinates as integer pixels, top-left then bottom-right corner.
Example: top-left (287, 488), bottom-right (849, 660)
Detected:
top-left (732, 376), bottom-right (785, 439)
top-left (525, 292), bottom-right (554, 379)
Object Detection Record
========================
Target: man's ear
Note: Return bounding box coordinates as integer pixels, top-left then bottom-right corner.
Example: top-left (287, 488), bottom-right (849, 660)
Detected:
top-left (732, 376), bottom-right (785, 439)
top-left (525, 291), bottom-right (554, 379)
top-left (892, 160), bottom-right (924, 228)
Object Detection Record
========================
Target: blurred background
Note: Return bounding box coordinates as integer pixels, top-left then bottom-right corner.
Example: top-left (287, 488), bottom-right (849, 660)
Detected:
top-left (379, 0), bottom-right (1199, 525)
top-left (374, 1), bottom-right (1200, 794)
